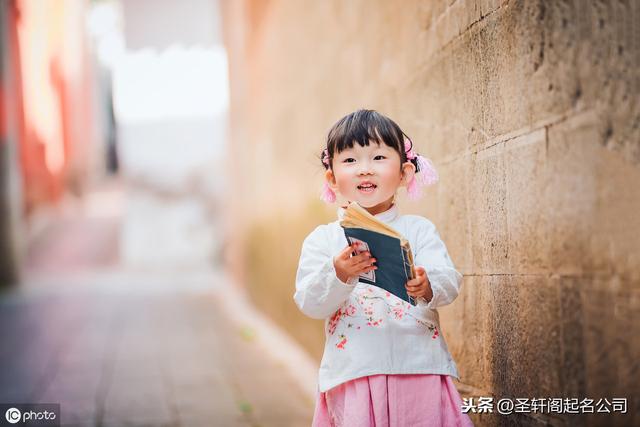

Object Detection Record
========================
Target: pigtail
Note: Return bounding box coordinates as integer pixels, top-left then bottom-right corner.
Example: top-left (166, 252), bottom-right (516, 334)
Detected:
top-left (319, 148), bottom-right (336, 203)
top-left (403, 137), bottom-right (438, 200)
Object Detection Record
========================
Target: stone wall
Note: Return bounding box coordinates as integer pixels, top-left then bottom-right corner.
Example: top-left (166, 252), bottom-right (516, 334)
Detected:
top-left (221, 1), bottom-right (639, 425)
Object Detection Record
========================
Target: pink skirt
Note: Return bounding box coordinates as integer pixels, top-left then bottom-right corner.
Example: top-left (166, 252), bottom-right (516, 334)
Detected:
top-left (312, 374), bottom-right (474, 427)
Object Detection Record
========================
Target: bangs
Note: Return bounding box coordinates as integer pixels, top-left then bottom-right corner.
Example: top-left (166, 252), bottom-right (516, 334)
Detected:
top-left (326, 110), bottom-right (406, 160)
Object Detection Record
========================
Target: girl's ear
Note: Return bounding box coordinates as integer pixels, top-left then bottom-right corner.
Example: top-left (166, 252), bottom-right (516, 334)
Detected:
top-left (325, 169), bottom-right (338, 190)
top-left (401, 161), bottom-right (416, 186)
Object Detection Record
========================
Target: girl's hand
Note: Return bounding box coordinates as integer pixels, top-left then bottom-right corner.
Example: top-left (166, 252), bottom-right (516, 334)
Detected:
top-left (333, 243), bottom-right (377, 284)
top-left (405, 266), bottom-right (433, 301)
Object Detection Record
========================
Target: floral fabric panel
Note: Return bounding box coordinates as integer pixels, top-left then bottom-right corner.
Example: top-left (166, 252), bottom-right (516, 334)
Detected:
top-left (327, 285), bottom-right (439, 350)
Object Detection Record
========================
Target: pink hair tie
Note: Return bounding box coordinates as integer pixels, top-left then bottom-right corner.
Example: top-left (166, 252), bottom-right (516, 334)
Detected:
top-left (321, 149), bottom-right (330, 167)
top-left (404, 139), bottom-right (438, 200)
top-left (320, 148), bottom-right (336, 203)
top-left (320, 181), bottom-right (336, 203)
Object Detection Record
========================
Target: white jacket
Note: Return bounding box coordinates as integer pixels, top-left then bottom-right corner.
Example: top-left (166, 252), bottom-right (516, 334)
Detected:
top-left (294, 204), bottom-right (463, 393)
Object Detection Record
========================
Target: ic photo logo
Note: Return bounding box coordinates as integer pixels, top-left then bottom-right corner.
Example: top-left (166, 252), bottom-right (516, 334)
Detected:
top-left (5, 407), bottom-right (21, 424)
top-left (1, 404), bottom-right (59, 426)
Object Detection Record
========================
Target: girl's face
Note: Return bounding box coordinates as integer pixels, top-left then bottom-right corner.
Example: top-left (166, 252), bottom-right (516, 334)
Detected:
top-left (326, 141), bottom-right (415, 215)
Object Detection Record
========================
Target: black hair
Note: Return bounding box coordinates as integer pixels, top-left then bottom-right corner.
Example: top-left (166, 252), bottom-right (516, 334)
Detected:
top-left (320, 109), bottom-right (421, 173)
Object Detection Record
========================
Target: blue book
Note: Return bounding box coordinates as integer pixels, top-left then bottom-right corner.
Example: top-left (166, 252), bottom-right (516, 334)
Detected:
top-left (340, 202), bottom-right (417, 306)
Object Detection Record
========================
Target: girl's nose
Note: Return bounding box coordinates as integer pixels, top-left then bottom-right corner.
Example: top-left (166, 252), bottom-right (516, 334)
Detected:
top-left (358, 162), bottom-right (373, 175)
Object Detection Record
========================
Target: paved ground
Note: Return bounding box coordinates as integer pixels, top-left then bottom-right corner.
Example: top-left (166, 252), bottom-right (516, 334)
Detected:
top-left (0, 200), bottom-right (315, 426)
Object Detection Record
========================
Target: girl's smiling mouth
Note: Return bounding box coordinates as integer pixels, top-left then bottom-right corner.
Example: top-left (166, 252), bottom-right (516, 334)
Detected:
top-left (357, 182), bottom-right (377, 193)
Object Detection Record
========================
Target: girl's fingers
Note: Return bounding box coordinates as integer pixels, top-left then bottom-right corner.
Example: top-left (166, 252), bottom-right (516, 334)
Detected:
top-left (338, 245), bottom-right (380, 276)
top-left (406, 277), bottom-right (425, 290)
top-left (339, 244), bottom-right (356, 260)
top-left (352, 257), bottom-right (376, 270)
top-left (406, 277), bottom-right (421, 287)
top-left (353, 255), bottom-right (376, 268)
top-left (347, 257), bottom-right (374, 272)
top-left (407, 283), bottom-right (426, 296)
top-left (351, 251), bottom-right (371, 263)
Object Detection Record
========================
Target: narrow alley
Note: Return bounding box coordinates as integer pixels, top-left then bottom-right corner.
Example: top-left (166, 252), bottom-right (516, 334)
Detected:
top-left (0, 183), bottom-right (314, 426)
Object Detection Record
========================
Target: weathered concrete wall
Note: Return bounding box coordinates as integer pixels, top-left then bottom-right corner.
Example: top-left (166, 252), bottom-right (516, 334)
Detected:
top-left (222, 1), bottom-right (639, 425)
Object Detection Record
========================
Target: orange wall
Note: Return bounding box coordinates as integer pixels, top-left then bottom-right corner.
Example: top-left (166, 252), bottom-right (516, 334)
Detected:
top-left (14, 0), bottom-right (95, 214)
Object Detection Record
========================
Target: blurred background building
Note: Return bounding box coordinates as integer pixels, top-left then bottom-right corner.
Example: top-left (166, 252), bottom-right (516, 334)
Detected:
top-left (1, 0), bottom-right (97, 284)
top-left (1, 0), bottom-right (314, 425)
top-left (1, 0), bottom-right (229, 279)
top-left (1, 0), bottom-right (639, 426)
top-left (115, 0), bottom-right (227, 269)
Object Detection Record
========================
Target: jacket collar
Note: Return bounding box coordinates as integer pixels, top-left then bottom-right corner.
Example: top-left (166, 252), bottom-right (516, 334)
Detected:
top-left (337, 203), bottom-right (399, 223)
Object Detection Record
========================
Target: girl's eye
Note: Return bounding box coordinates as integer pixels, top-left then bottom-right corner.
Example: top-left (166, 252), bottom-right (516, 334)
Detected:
top-left (374, 155), bottom-right (386, 160)
top-left (343, 158), bottom-right (356, 163)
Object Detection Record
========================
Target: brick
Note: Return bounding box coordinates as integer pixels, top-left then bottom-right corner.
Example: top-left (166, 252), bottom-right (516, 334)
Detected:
top-left (591, 139), bottom-right (640, 283)
top-left (437, 154), bottom-right (473, 273)
top-left (545, 110), bottom-right (640, 280)
top-left (556, 276), bottom-right (587, 398)
top-left (546, 112), bottom-right (599, 276)
top-left (505, 128), bottom-right (550, 274)
top-left (454, 273), bottom-right (564, 399)
top-left (469, 143), bottom-right (508, 273)
top-left (452, 276), bottom-right (495, 392)
top-left (557, 275), bottom-right (640, 426)
top-left (490, 274), bottom-right (562, 398)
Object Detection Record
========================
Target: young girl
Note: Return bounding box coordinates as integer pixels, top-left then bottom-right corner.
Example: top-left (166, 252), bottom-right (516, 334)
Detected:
top-left (294, 110), bottom-right (473, 426)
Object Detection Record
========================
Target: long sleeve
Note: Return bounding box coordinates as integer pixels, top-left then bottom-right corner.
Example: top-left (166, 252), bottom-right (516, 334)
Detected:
top-left (295, 210), bottom-right (464, 393)
top-left (293, 225), bottom-right (358, 319)
top-left (413, 220), bottom-right (463, 311)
